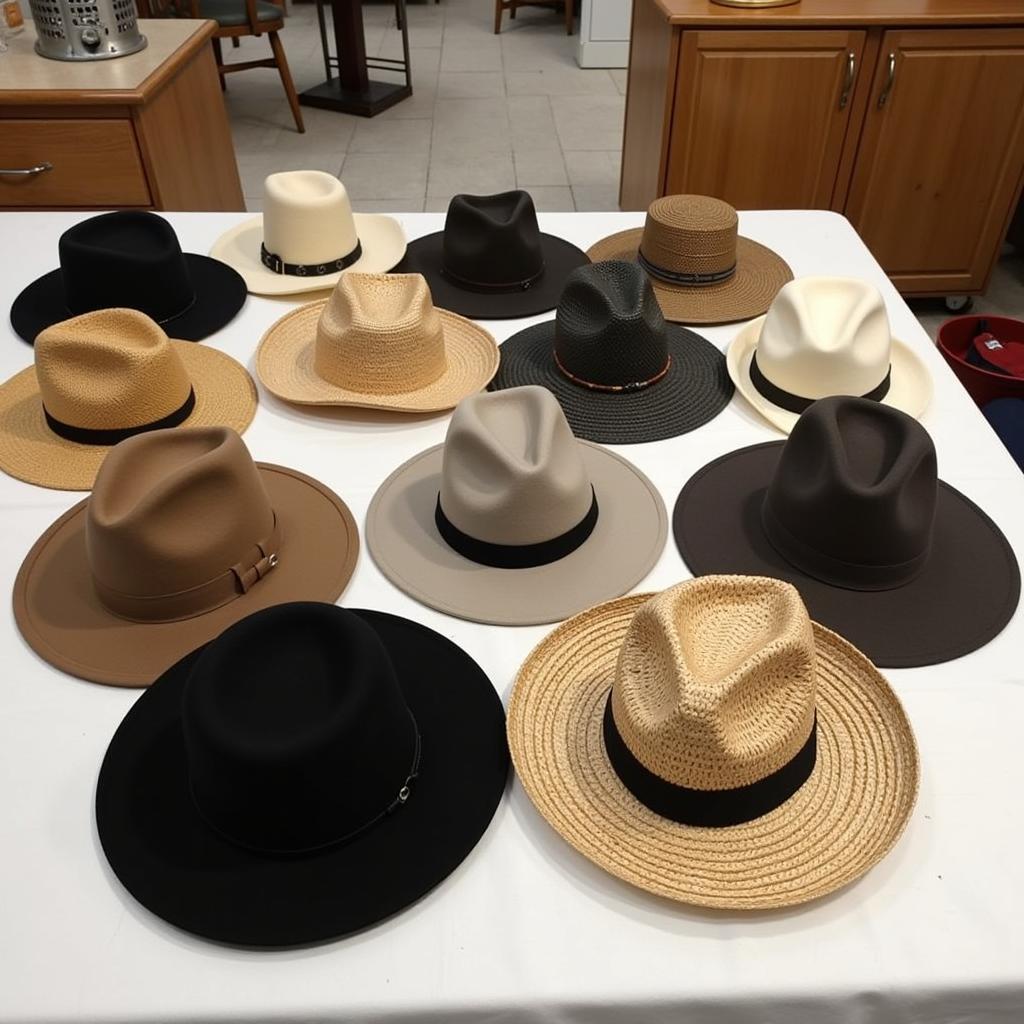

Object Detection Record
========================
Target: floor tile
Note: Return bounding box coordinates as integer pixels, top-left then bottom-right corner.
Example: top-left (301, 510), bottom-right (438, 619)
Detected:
top-left (552, 95), bottom-right (625, 151)
top-left (524, 186), bottom-right (576, 211)
top-left (506, 70), bottom-right (617, 97)
top-left (563, 149), bottom-right (621, 187)
top-left (572, 185), bottom-right (620, 212)
top-left (352, 198), bottom-right (426, 213)
top-left (514, 149), bottom-right (569, 187)
top-left (340, 151), bottom-right (429, 199)
top-left (609, 68), bottom-right (628, 95)
top-left (441, 41), bottom-right (503, 73)
top-left (350, 117), bottom-right (433, 154)
top-left (428, 152), bottom-right (516, 197)
top-left (438, 71), bottom-right (506, 98)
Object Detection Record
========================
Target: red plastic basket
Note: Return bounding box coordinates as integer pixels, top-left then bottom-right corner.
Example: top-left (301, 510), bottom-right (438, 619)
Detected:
top-left (937, 315), bottom-right (1024, 408)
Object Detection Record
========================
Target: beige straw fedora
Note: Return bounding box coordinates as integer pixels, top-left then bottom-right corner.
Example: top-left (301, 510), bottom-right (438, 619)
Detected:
top-left (367, 385), bottom-right (666, 625)
top-left (257, 272), bottom-right (499, 412)
top-left (0, 309), bottom-right (256, 491)
top-left (586, 195), bottom-right (792, 325)
top-left (508, 575), bottom-right (919, 909)
top-left (13, 426), bottom-right (359, 687)
top-left (727, 277), bottom-right (933, 434)
top-left (209, 171), bottom-right (407, 297)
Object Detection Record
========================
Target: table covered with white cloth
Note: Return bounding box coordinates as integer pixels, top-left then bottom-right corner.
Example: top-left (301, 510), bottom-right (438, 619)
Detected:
top-left (1, 210), bottom-right (1022, 1024)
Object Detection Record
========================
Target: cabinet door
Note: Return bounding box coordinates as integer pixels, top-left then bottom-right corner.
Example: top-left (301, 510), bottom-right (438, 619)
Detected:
top-left (665, 30), bottom-right (866, 209)
top-left (846, 29), bottom-right (1024, 295)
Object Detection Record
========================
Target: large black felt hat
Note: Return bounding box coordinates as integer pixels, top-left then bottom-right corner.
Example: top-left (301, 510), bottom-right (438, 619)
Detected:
top-left (489, 261), bottom-right (733, 443)
top-left (673, 396), bottom-right (1020, 667)
top-left (96, 601), bottom-right (509, 947)
top-left (392, 191), bottom-right (590, 319)
top-left (11, 211), bottom-right (247, 344)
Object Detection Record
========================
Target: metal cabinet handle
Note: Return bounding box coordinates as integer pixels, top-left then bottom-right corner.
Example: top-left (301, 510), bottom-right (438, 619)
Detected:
top-left (839, 51), bottom-right (856, 110)
top-left (0, 162), bottom-right (53, 177)
top-left (878, 52), bottom-right (897, 108)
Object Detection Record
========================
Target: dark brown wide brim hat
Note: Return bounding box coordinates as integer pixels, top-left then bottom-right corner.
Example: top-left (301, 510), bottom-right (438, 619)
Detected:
top-left (13, 464), bottom-right (358, 687)
top-left (673, 441), bottom-right (1020, 667)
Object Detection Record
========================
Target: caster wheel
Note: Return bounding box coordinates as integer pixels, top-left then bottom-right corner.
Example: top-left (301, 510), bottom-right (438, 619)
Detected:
top-left (944, 295), bottom-right (974, 313)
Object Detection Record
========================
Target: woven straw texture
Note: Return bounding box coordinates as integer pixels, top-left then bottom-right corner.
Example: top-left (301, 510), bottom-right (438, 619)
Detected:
top-left (0, 310), bottom-right (256, 491)
top-left (257, 274), bottom-right (498, 412)
top-left (508, 576), bottom-right (919, 910)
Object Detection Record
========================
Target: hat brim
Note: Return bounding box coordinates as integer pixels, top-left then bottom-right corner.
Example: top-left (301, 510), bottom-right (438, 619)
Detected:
top-left (507, 591), bottom-right (919, 910)
top-left (585, 230), bottom-right (792, 325)
top-left (10, 254), bottom-right (247, 345)
top-left (0, 342), bottom-right (257, 491)
top-left (392, 232), bottom-right (590, 320)
top-left (366, 442), bottom-right (666, 625)
top-left (726, 318), bottom-right (934, 434)
top-left (256, 301), bottom-right (498, 412)
top-left (13, 464), bottom-right (359, 687)
top-left (673, 442), bottom-right (1021, 667)
top-left (95, 607), bottom-right (509, 947)
top-left (208, 214), bottom-right (408, 297)
top-left (488, 320), bottom-right (734, 444)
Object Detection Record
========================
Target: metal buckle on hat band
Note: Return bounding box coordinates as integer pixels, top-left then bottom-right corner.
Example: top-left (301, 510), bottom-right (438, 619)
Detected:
top-left (637, 250), bottom-right (737, 287)
top-left (260, 240), bottom-right (363, 277)
top-left (232, 546), bottom-right (280, 594)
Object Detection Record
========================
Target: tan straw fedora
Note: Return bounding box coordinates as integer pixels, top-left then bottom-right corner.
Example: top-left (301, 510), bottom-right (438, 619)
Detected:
top-left (367, 385), bottom-right (666, 625)
top-left (209, 171), bottom-right (407, 296)
top-left (508, 575), bottom-right (919, 909)
top-left (586, 195), bottom-right (792, 324)
top-left (727, 276), bottom-right (932, 434)
top-left (257, 272), bottom-right (499, 412)
top-left (14, 426), bottom-right (359, 687)
top-left (0, 309), bottom-right (256, 491)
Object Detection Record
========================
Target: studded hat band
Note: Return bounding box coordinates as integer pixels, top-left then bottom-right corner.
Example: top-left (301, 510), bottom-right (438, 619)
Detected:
top-left (261, 240), bottom-right (363, 277)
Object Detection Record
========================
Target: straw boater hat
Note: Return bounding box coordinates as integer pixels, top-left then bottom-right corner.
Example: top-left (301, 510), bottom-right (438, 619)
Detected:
top-left (673, 396), bottom-right (1020, 667)
top-left (14, 426), bottom-right (358, 687)
top-left (586, 195), bottom-right (792, 325)
top-left (11, 210), bottom-right (247, 344)
top-left (727, 277), bottom-right (932, 434)
top-left (0, 309), bottom-right (256, 491)
top-left (208, 171), bottom-right (407, 297)
top-left (257, 272), bottom-right (498, 412)
top-left (96, 601), bottom-right (509, 946)
top-left (490, 260), bottom-right (733, 444)
top-left (367, 386), bottom-right (666, 625)
top-left (508, 574), bottom-right (919, 909)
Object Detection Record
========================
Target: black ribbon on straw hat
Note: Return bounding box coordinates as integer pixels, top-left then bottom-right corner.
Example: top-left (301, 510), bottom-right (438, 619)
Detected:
top-left (43, 388), bottom-right (197, 446)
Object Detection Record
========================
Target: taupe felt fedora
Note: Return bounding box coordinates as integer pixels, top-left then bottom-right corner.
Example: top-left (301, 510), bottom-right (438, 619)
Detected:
top-left (257, 272), bottom-right (499, 413)
top-left (586, 195), bottom-right (792, 325)
top-left (0, 309), bottom-right (256, 491)
top-left (508, 575), bottom-right (919, 910)
top-left (366, 385), bottom-right (667, 626)
top-left (13, 426), bottom-right (359, 687)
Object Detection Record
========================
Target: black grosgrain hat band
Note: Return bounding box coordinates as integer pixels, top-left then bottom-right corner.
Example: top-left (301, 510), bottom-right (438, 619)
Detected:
top-left (434, 486), bottom-right (599, 568)
top-left (43, 387), bottom-right (196, 446)
top-left (637, 250), bottom-right (737, 287)
top-left (440, 261), bottom-right (545, 293)
top-left (602, 696), bottom-right (818, 827)
top-left (554, 351), bottom-right (672, 394)
top-left (260, 240), bottom-right (363, 278)
top-left (750, 353), bottom-right (892, 415)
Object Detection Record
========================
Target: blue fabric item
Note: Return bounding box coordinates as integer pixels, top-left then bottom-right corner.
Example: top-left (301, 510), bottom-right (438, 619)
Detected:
top-left (983, 398), bottom-right (1024, 471)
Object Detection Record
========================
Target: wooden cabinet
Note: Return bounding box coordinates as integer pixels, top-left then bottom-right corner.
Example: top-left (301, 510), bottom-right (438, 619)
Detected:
top-left (620, 0), bottom-right (1024, 297)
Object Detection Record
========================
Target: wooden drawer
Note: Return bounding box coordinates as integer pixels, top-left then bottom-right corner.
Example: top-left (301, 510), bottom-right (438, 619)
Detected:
top-left (0, 119), bottom-right (151, 208)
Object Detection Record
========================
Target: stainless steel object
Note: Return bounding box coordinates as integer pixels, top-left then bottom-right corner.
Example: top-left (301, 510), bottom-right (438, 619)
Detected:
top-left (839, 51), bottom-right (856, 110)
top-left (878, 52), bottom-right (897, 108)
top-left (28, 0), bottom-right (146, 61)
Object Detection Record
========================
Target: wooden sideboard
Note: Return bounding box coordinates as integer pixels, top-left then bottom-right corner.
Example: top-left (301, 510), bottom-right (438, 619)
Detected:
top-left (0, 19), bottom-right (244, 212)
top-left (620, 0), bottom-right (1024, 298)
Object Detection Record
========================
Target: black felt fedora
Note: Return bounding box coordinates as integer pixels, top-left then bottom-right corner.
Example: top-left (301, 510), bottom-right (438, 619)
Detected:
top-left (673, 396), bottom-right (1020, 667)
top-left (489, 260), bottom-right (733, 443)
top-left (11, 211), bottom-right (247, 344)
top-left (393, 190), bottom-right (590, 319)
top-left (96, 601), bottom-right (509, 947)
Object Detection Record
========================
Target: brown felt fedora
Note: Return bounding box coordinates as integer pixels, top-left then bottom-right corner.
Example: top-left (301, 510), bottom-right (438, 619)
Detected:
top-left (13, 426), bottom-right (359, 687)
top-left (586, 195), bottom-right (792, 325)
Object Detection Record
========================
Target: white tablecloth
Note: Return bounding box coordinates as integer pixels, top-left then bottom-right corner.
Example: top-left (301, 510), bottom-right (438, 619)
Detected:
top-left (1, 211), bottom-right (1022, 1024)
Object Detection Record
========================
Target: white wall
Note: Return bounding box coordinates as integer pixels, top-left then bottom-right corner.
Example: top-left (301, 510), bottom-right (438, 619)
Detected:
top-left (576, 0), bottom-right (632, 68)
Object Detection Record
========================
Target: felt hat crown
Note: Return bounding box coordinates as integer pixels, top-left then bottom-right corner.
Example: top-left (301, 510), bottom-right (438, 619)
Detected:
top-left (638, 195), bottom-right (741, 285)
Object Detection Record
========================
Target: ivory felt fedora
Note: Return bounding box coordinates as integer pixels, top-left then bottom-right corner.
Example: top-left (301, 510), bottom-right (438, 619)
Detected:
top-left (13, 426), bottom-right (359, 687)
top-left (393, 191), bottom-right (591, 320)
top-left (507, 574), bottom-right (919, 910)
top-left (673, 397), bottom-right (1020, 667)
top-left (727, 276), bottom-right (932, 434)
top-left (96, 601), bottom-right (509, 947)
top-left (0, 309), bottom-right (257, 491)
top-left (209, 171), bottom-right (407, 297)
top-left (11, 210), bottom-right (247, 344)
top-left (366, 385), bottom-right (667, 626)
top-left (586, 195), bottom-right (792, 325)
top-left (257, 272), bottom-right (498, 412)
top-left (489, 260), bottom-right (733, 444)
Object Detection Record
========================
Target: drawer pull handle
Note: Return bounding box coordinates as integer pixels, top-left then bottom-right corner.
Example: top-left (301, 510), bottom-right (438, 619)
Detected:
top-left (839, 51), bottom-right (855, 110)
top-left (878, 52), bottom-right (897, 108)
top-left (0, 161), bottom-right (54, 177)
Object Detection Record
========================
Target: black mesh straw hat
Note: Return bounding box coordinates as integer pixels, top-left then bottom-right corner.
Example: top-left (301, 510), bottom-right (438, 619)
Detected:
top-left (673, 396), bottom-right (1020, 667)
top-left (393, 190), bottom-right (590, 319)
top-left (11, 211), bottom-right (247, 344)
top-left (96, 601), bottom-right (509, 946)
top-left (490, 261), bottom-right (733, 443)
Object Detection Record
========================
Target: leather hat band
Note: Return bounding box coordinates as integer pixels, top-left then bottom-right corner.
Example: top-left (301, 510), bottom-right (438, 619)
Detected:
top-left (44, 388), bottom-right (196, 446)
top-left (750, 353), bottom-right (892, 415)
top-left (554, 352), bottom-right (672, 394)
top-left (261, 240), bottom-right (363, 277)
top-left (440, 261), bottom-right (545, 293)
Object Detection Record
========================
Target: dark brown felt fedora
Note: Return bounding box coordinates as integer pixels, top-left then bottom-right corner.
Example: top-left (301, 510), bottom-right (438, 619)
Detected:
top-left (673, 396), bottom-right (1020, 667)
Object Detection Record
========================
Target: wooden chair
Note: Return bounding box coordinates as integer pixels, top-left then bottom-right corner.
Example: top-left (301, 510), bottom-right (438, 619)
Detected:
top-left (494, 0), bottom-right (574, 35)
